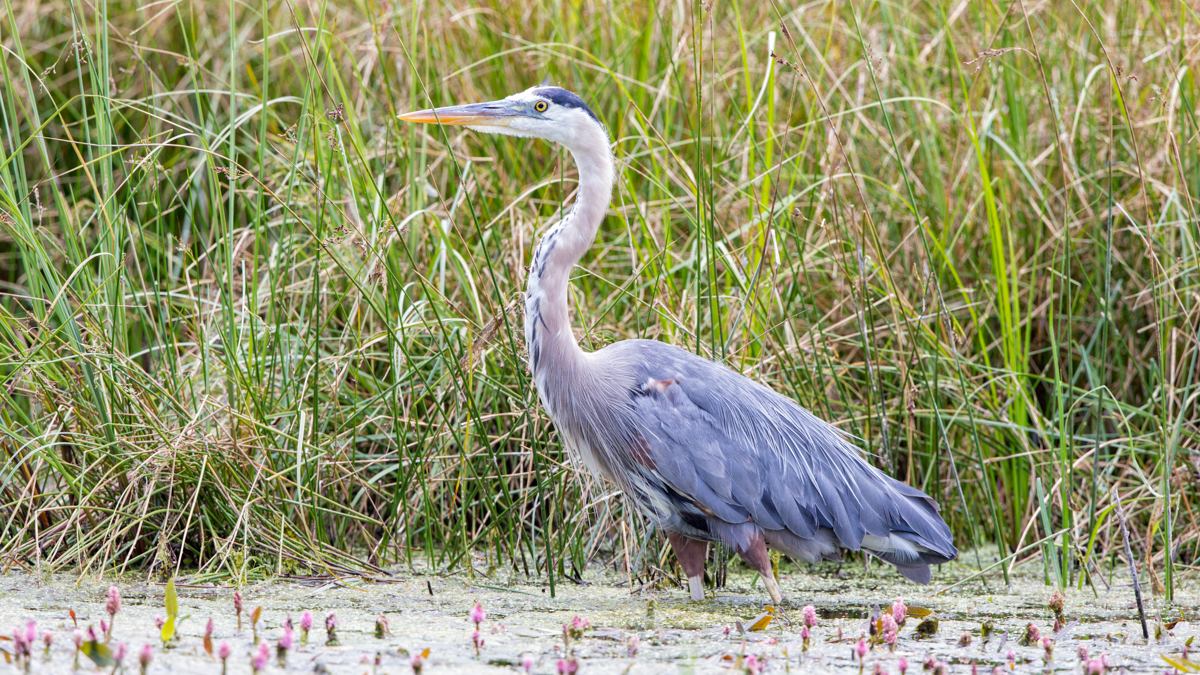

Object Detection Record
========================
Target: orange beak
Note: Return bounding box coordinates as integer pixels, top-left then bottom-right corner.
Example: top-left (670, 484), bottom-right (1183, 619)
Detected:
top-left (397, 101), bottom-right (517, 127)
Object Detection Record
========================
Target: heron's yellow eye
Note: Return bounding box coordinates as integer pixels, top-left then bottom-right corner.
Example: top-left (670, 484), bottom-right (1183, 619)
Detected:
top-left (534, 101), bottom-right (549, 112)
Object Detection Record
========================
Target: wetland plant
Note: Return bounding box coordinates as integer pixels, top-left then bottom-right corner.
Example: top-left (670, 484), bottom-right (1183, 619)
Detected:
top-left (73, 629), bottom-right (84, 669)
top-left (472, 630), bottom-right (484, 656)
top-left (914, 615), bottom-right (938, 638)
top-left (42, 631), bottom-right (52, 659)
top-left (1018, 623), bottom-right (1041, 646)
top-left (626, 635), bottom-right (639, 658)
top-left (113, 642), bottom-right (128, 673)
top-left (410, 651), bottom-right (424, 674)
top-left (106, 586), bottom-right (121, 638)
top-left (522, 654), bottom-right (536, 673)
top-left (12, 622), bottom-right (32, 672)
top-left (325, 613), bottom-right (340, 646)
top-left (469, 602), bottom-right (486, 629)
top-left (744, 654), bottom-right (763, 675)
top-left (217, 642), bottom-right (232, 675)
top-left (802, 605), bottom-right (818, 629)
top-left (1041, 636), bottom-right (1054, 662)
top-left (278, 623), bottom-right (294, 666)
top-left (958, 632), bottom-right (972, 648)
top-left (881, 614), bottom-right (898, 651)
top-left (566, 616), bottom-right (590, 640)
top-left (234, 592), bottom-right (243, 631)
top-left (556, 655), bottom-right (579, 674)
top-left (855, 639), bottom-right (868, 671)
top-left (1049, 591), bottom-right (1066, 625)
top-left (203, 619), bottom-right (214, 657)
top-left (300, 612), bottom-right (313, 645)
top-left (375, 614), bottom-right (390, 639)
top-left (892, 599), bottom-right (907, 627)
top-left (251, 640), bottom-right (270, 673)
top-left (898, 657), bottom-right (908, 675)
top-left (138, 645), bottom-right (153, 675)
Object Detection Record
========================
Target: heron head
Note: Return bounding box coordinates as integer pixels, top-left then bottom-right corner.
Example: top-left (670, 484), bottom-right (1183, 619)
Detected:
top-left (398, 86), bottom-right (606, 151)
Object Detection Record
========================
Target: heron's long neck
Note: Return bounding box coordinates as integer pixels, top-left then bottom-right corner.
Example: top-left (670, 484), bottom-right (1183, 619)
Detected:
top-left (524, 135), bottom-right (614, 389)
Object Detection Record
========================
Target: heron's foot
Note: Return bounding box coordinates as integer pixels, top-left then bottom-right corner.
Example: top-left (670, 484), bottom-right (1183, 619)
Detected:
top-left (687, 575), bottom-right (705, 601)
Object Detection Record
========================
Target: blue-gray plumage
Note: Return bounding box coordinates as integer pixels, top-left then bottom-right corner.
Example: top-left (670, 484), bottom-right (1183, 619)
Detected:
top-left (400, 86), bottom-right (957, 603)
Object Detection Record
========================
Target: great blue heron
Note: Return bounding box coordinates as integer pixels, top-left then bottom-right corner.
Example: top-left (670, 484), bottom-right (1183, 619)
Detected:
top-left (399, 86), bottom-right (957, 604)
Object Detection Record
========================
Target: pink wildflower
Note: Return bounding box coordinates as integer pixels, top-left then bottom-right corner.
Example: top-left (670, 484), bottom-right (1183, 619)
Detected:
top-left (892, 598), bottom-right (907, 625)
top-left (325, 612), bottom-right (339, 646)
top-left (1078, 646), bottom-right (1089, 661)
top-left (469, 602), bottom-right (486, 627)
top-left (557, 657), bottom-right (579, 674)
top-left (1041, 636), bottom-right (1054, 659)
top-left (472, 629), bottom-right (485, 655)
top-left (139, 644), bottom-right (153, 674)
top-left (898, 657), bottom-right (908, 675)
top-left (566, 615), bottom-right (590, 639)
top-left (300, 611), bottom-right (313, 644)
top-left (881, 614), bottom-right (899, 650)
top-left (522, 654), bottom-right (535, 673)
top-left (278, 624), bottom-right (294, 666)
top-left (107, 586), bottom-right (121, 619)
top-left (627, 634), bottom-right (640, 658)
top-left (113, 642), bottom-right (128, 666)
top-left (802, 605), bottom-right (818, 628)
top-left (252, 640), bottom-right (270, 673)
top-left (218, 640), bottom-right (232, 659)
top-left (411, 652), bottom-right (425, 674)
top-left (746, 653), bottom-right (763, 675)
top-left (233, 591), bottom-right (243, 630)
top-left (154, 615), bottom-right (164, 630)
top-left (72, 628), bottom-right (83, 668)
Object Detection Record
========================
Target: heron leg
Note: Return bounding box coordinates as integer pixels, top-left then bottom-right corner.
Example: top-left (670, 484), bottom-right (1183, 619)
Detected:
top-left (736, 532), bottom-right (785, 606)
top-left (665, 532), bottom-right (708, 601)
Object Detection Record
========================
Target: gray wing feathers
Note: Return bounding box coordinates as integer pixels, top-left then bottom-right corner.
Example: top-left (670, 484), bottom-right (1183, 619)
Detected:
top-left (618, 340), bottom-right (957, 575)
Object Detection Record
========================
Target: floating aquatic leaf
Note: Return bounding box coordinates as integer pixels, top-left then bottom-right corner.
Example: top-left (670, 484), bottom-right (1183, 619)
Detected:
top-left (81, 639), bottom-right (116, 667)
top-left (907, 607), bottom-right (933, 618)
top-left (161, 616), bottom-right (176, 645)
top-left (1161, 655), bottom-right (1200, 673)
top-left (747, 608), bottom-right (775, 632)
